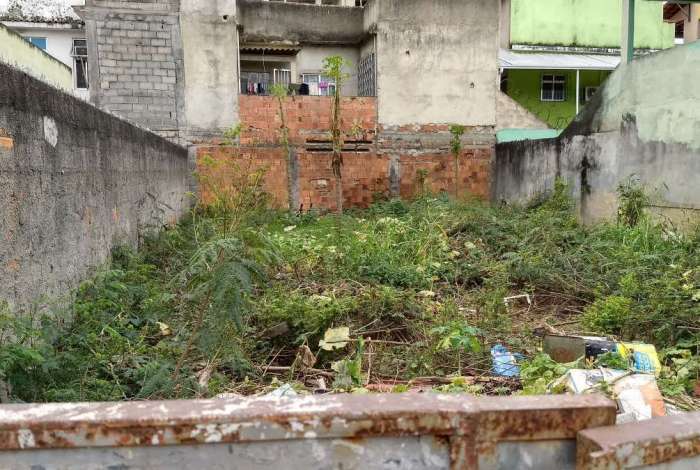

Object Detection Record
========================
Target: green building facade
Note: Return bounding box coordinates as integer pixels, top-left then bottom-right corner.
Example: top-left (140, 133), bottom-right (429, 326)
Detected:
top-left (502, 0), bottom-right (675, 129)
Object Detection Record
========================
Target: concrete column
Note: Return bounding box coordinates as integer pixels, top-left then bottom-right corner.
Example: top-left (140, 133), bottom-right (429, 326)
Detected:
top-left (499, 0), bottom-right (512, 50)
top-left (575, 69), bottom-right (580, 115)
top-left (685, 4), bottom-right (700, 44)
top-left (179, 0), bottom-right (239, 141)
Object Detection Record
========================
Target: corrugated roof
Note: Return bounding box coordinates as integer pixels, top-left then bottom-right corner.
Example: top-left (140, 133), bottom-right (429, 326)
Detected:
top-left (499, 49), bottom-right (620, 70)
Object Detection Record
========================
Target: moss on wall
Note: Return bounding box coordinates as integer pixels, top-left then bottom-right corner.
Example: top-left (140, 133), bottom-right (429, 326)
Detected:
top-left (511, 0), bottom-right (674, 50)
top-left (0, 24), bottom-right (72, 92)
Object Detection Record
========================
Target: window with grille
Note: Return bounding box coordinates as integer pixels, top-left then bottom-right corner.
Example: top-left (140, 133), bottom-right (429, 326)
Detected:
top-left (541, 74), bottom-right (566, 102)
top-left (358, 53), bottom-right (376, 97)
top-left (71, 39), bottom-right (89, 89)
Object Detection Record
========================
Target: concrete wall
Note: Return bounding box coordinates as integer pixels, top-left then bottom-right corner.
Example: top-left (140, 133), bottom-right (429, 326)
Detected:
top-left (0, 61), bottom-right (190, 309)
top-left (372, 0), bottom-right (499, 127)
top-left (495, 91), bottom-right (550, 131)
top-left (510, 0), bottom-right (674, 49)
top-left (237, 0), bottom-right (365, 45)
top-left (2, 21), bottom-right (90, 101)
top-left (179, 0), bottom-right (239, 141)
top-left (493, 44), bottom-right (700, 225)
top-left (0, 23), bottom-right (73, 92)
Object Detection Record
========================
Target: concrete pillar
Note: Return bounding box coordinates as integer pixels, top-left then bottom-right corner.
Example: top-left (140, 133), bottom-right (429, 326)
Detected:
top-left (500, 0), bottom-right (511, 50)
top-left (685, 4), bottom-right (700, 44)
top-left (179, 0), bottom-right (239, 141)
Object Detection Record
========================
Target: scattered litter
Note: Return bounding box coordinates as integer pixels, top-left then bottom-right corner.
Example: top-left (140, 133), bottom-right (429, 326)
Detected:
top-left (319, 327), bottom-right (351, 351)
top-left (215, 392), bottom-right (245, 400)
top-left (503, 294), bottom-right (532, 312)
top-left (554, 368), bottom-right (629, 394)
top-left (265, 383), bottom-right (298, 398)
top-left (418, 290), bottom-right (436, 298)
top-left (543, 334), bottom-right (615, 363)
top-left (491, 344), bottom-right (520, 377)
top-left (544, 335), bottom-right (661, 375)
top-left (617, 342), bottom-right (661, 376)
top-left (614, 374), bottom-right (665, 423)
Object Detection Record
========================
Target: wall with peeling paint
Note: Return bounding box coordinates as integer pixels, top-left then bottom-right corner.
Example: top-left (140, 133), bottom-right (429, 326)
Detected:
top-left (0, 61), bottom-right (191, 310)
top-left (493, 44), bottom-right (700, 226)
top-left (0, 393), bottom-right (616, 469)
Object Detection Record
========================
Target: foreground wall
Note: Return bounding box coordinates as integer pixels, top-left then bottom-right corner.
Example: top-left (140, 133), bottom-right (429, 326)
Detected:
top-left (0, 394), bottom-right (616, 469)
top-left (493, 43), bottom-right (700, 225)
top-left (0, 62), bottom-right (190, 309)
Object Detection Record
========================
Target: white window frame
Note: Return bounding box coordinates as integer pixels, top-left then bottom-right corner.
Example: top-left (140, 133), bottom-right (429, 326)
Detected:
top-left (540, 74), bottom-right (566, 102)
top-left (71, 38), bottom-right (89, 90)
top-left (273, 69), bottom-right (292, 86)
top-left (301, 73), bottom-right (336, 96)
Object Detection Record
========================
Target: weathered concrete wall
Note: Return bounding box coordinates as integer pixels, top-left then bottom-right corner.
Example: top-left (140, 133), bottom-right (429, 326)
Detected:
top-left (179, 0), bottom-right (239, 141)
top-left (0, 23), bottom-right (73, 92)
top-left (237, 0), bottom-right (365, 45)
top-left (0, 393), bottom-right (615, 469)
top-left (372, 0), bottom-right (499, 127)
top-left (493, 44), bottom-right (700, 225)
top-left (77, 0), bottom-right (184, 140)
top-left (0, 62), bottom-right (190, 309)
top-left (495, 91), bottom-right (550, 131)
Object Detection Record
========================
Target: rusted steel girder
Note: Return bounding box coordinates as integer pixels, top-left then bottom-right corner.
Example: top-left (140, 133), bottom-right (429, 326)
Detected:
top-left (578, 411), bottom-right (700, 469)
top-left (0, 394), bottom-right (615, 469)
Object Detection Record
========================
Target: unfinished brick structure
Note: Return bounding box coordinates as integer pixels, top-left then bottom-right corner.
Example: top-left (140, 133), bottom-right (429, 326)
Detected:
top-left (79, 0), bottom-right (500, 211)
top-left (198, 96), bottom-right (492, 210)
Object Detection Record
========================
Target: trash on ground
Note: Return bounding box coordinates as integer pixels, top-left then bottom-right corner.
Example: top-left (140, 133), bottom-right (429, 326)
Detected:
top-left (264, 383), bottom-right (298, 398)
top-left (614, 374), bottom-right (665, 423)
top-left (617, 342), bottom-right (661, 376)
top-left (319, 326), bottom-right (351, 351)
top-left (543, 334), bottom-right (616, 363)
top-left (544, 334), bottom-right (661, 375)
top-left (491, 344), bottom-right (520, 377)
top-left (554, 368), bottom-right (629, 394)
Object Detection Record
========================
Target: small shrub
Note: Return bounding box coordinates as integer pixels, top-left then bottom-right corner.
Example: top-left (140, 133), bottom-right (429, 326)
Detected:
top-left (583, 295), bottom-right (633, 336)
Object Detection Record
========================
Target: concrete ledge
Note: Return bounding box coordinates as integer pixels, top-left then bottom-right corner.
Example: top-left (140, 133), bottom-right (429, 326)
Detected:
top-left (577, 412), bottom-right (700, 469)
top-left (238, 0), bottom-right (365, 45)
top-left (0, 394), bottom-right (614, 451)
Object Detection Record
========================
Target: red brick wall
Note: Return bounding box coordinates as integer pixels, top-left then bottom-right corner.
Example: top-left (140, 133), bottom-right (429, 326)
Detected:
top-left (197, 96), bottom-right (493, 211)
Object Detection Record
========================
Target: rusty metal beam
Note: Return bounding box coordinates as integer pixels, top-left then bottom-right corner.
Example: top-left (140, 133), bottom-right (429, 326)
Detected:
top-left (577, 411), bottom-right (700, 469)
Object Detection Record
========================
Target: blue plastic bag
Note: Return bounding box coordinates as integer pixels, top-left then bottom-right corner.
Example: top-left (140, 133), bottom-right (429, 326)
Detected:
top-left (491, 344), bottom-right (520, 377)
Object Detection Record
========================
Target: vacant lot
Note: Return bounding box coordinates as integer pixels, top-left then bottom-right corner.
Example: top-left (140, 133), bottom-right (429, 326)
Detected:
top-left (2, 184), bottom-right (698, 408)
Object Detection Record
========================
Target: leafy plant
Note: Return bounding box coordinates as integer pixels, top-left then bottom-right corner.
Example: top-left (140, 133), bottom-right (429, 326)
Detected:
top-left (271, 83), bottom-right (298, 212)
top-left (617, 176), bottom-right (650, 227)
top-left (322, 55), bottom-right (351, 214)
top-left (520, 353), bottom-right (571, 395)
top-left (449, 124), bottom-right (466, 199)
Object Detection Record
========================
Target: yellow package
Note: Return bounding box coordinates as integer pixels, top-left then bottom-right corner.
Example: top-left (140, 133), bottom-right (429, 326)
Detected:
top-left (617, 343), bottom-right (661, 376)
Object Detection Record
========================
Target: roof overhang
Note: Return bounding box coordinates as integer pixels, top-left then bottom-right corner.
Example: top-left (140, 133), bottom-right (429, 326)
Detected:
top-left (499, 49), bottom-right (621, 71)
top-left (240, 43), bottom-right (302, 55)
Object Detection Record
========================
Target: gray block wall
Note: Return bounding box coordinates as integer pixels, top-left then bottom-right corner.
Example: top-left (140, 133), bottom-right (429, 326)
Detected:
top-left (80, 0), bottom-right (183, 140)
top-left (0, 61), bottom-right (190, 310)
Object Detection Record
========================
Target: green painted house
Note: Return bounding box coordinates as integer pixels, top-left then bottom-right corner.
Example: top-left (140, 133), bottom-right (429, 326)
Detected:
top-left (499, 0), bottom-right (675, 129)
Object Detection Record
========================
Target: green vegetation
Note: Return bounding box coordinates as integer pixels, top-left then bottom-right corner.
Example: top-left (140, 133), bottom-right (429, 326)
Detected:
top-left (1, 178), bottom-right (699, 404)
